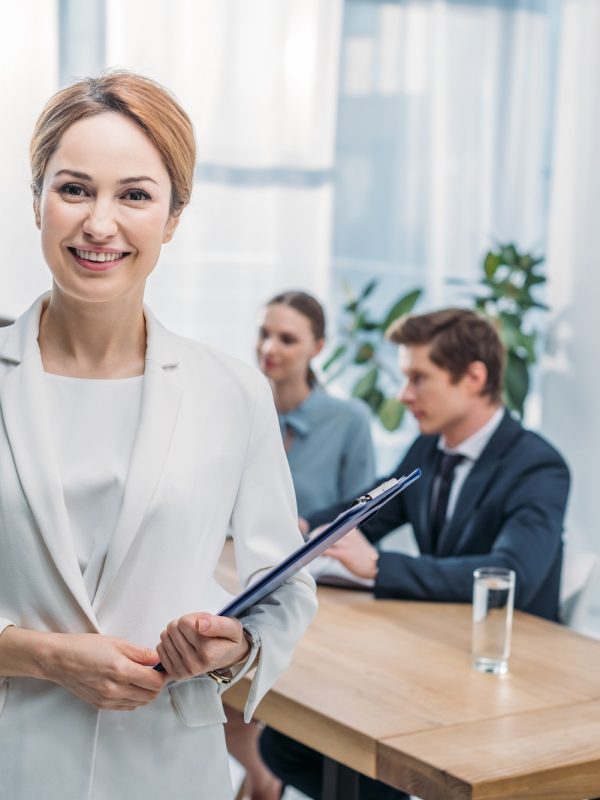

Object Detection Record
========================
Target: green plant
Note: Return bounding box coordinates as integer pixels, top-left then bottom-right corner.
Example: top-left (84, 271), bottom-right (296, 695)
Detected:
top-left (321, 281), bottom-right (422, 430)
top-left (473, 242), bottom-right (547, 417)
top-left (324, 243), bottom-right (546, 430)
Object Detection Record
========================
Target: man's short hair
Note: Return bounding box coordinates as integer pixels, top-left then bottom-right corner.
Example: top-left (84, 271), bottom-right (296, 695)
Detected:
top-left (387, 308), bottom-right (505, 404)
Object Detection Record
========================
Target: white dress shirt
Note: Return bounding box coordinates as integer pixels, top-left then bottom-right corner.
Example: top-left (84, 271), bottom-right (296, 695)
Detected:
top-left (438, 406), bottom-right (505, 522)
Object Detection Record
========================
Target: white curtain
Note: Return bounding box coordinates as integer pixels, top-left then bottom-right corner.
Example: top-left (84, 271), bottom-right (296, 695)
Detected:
top-left (0, 1), bottom-right (556, 364)
top-left (332, 0), bottom-right (556, 307)
top-left (542, 0), bottom-right (600, 553)
top-left (330, 0), bottom-right (559, 469)
top-left (0, 1), bottom-right (59, 319)
top-left (106, 0), bottom-right (343, 363)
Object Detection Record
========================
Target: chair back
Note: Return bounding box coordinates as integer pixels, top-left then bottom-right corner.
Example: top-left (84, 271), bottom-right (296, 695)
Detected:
top-left (559, 548), bottom-right (600, 638)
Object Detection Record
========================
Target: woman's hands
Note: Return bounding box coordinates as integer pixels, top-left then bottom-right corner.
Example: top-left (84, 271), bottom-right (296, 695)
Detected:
top-left (46, 633), bottom-right (168, 710)
top-left (157, 613), bottom-right (250, 682)
top-left (0, 613), bottom-right (252, 710)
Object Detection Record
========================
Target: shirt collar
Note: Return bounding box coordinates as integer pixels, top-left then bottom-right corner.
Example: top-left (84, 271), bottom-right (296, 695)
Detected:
top-left (439, 406), bottom-right (504, 462)
top-left (278, 387), bottom-right (322, 439)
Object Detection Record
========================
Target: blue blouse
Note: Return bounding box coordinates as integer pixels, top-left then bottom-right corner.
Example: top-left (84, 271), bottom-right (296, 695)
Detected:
top-left (278, 388), bottom-right (376, 519)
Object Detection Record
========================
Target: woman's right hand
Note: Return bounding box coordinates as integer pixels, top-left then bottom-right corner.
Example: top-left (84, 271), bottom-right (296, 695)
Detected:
top-left (31, 633), bottom-right (168, 711)
top-left (0, 626), bottom-right (167, 710)
top-left (45, 632), bottom-right (168, 710)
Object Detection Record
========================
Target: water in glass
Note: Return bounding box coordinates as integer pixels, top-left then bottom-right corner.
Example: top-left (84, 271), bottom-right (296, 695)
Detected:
top-left (472, 570), bottom-right (515, 674)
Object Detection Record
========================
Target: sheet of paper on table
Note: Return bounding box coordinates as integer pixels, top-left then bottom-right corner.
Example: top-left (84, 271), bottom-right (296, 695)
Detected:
top-left (307, 555), bottom-right (374, 588)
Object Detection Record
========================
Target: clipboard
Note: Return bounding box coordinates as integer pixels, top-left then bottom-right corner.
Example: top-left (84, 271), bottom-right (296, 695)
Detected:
top-left (154, 468), bottom-right (420, 671)
top-left (220, 467), bottom-right (421, 618)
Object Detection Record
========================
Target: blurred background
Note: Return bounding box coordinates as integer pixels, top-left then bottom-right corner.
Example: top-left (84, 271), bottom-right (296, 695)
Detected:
top-left (1, 0), bottom-right (599, 555)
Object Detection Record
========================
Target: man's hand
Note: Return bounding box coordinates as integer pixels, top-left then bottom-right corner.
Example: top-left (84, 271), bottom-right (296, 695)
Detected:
top-left (307, 523), bottom-right (328, 539)
top-left (45, 633), bottom-right (168, 710)
top-left (323, 527), bottom-right (379, 580)
top-left (156, 613), bottom-right (250, 682)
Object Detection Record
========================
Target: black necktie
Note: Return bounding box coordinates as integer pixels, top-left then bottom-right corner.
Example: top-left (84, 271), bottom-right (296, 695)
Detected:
top-left (430, 453), bottom-right (465, 550)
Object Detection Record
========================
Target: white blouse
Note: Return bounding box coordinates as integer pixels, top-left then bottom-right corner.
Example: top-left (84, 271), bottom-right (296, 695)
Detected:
top-left (44, 373), bottom-right (143, 599)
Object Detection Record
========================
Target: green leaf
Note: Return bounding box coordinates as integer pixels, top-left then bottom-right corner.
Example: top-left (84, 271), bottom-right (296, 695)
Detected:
top-left (361, 320), bottom-right (381, 331)
top-left (365, 388), bottom-right (384, 412)
top-left (354, 343), bottom-right (375, 364)
top-left (499, 243), bottom-right (519, 266)
top-left (500, 323), bottom-right (520, 351)
top-left (358, 278), bottom-right (378, 302)
top-left (380, 289), bottom-right (422, 332)
top-left (525, 274), bottom-right (546, 287)
top-left (321, 344), bottom-right (347, 372)
top-left (519, 253), bottom-right (544, 271)
top-left (352, 365), bottom-right (379, 400)
top-left (519, 333), bottom-right (537, 364)
top-left (504, 352), bottom-right (529, 418)
top-left (350, 310), bottom-right (367, 333)
top-left (351, 311), bottom-right (378, 333)
top-left (378, 398), bottom-right (405, 431)
top-left (484, 252), bottom-right (501, 280)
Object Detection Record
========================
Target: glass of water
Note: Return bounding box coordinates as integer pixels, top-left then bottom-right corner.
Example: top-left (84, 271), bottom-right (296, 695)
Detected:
top-left (472, 567), bottom-right (516, 674)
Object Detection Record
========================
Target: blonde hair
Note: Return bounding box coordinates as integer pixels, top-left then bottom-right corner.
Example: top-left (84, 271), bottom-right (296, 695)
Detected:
top-left (30, 70), bottom-right (196, 217)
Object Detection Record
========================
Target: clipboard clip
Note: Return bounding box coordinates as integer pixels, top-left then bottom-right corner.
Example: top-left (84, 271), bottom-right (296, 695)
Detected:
top-left (352, 477), bottom-right (399, 505)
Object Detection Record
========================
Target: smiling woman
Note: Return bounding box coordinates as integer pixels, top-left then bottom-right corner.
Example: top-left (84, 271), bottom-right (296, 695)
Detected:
top-left (0, 71), bottom-right (317, 800)
top-left (36, 112), bottom-right (178, 319)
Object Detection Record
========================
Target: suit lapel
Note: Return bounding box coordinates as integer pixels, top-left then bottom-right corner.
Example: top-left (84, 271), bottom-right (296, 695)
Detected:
top-left (414, 440), bottom-right (440, 552)
top-left (92, 310), bottom-right (183, 611)
top-left (0, 298), bottom-right (99, 629)
top-left (436, 412), bottom-right (523, 555)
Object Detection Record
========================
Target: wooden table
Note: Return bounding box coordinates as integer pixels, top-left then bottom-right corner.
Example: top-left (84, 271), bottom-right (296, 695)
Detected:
top-left (217, 543), bottom-right (600, 799)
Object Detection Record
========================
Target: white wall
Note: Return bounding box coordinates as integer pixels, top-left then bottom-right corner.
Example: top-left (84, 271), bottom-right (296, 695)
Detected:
top-left (543, 0), bottom-right (600, 553)
top-left (0, 2), bottom-right (59, 319)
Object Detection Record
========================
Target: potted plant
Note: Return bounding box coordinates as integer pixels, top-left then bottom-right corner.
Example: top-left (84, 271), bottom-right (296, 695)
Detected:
top-left (321, 281), bottom-right (422, 430)
top-left (322, 242), bottom-right (546, 428)
top-left (471, 242), bottom-right (547, 417)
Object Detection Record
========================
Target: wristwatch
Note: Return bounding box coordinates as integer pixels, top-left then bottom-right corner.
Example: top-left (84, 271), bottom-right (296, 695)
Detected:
top-left (206, 626), bottom-right (260, 685)
top-left (206, 668), bottom-right (233, 685)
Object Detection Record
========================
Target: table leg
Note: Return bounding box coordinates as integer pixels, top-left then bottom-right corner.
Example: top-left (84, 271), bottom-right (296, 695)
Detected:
top-left (321, 757), bottom-right (360, 800)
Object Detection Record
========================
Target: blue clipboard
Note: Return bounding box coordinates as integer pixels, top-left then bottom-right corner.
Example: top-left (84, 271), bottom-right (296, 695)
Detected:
top-left (154, 467), bottom-right (421, 672)
top-left (219, 467), bottom-right (421, 619)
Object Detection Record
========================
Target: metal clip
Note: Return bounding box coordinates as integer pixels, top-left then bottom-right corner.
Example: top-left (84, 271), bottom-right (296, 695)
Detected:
top-left (353, 477), bottom-right (399, 505)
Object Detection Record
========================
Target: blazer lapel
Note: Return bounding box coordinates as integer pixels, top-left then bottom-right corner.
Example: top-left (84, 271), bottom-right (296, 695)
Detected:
top-left (414, 440), bottom-right (440, 553)
top-left (0, 297), bottom-right (99, 629)
top-left (92, 309), bottom-right (183, 610)
top-left (436, 412), bottom-right (523, 556)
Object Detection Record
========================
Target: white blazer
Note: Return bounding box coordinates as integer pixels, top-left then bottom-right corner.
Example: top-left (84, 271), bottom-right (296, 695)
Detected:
top-left (0, 295), bottom-right (317, 800)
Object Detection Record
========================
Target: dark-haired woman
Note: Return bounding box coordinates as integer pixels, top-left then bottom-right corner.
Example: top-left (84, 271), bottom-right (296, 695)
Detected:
top-left (257, 291), bottom-right (375, 525)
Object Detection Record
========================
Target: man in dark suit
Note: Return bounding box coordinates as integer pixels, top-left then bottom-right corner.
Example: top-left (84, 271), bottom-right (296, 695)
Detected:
top-left (261, 308), bottom-right (570, 800)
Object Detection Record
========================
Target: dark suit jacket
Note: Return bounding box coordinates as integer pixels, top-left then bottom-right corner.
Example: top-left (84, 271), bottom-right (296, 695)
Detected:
top-left (307, 411), bottom-right (570, 621)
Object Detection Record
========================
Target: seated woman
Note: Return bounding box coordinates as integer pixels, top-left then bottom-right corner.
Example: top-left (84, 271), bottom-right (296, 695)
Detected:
top-left (225, 290), bottom-right (376, 800)
top-left (257, 290), bottom-right (375, 524)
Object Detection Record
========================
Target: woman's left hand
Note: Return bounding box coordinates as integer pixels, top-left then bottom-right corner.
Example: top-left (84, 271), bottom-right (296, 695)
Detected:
top-left (156, 613), bottom-right (250, 681)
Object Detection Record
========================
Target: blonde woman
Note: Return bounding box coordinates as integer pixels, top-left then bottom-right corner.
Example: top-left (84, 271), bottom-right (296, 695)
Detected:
top-left (0, 72), bottom-right (316, 800)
